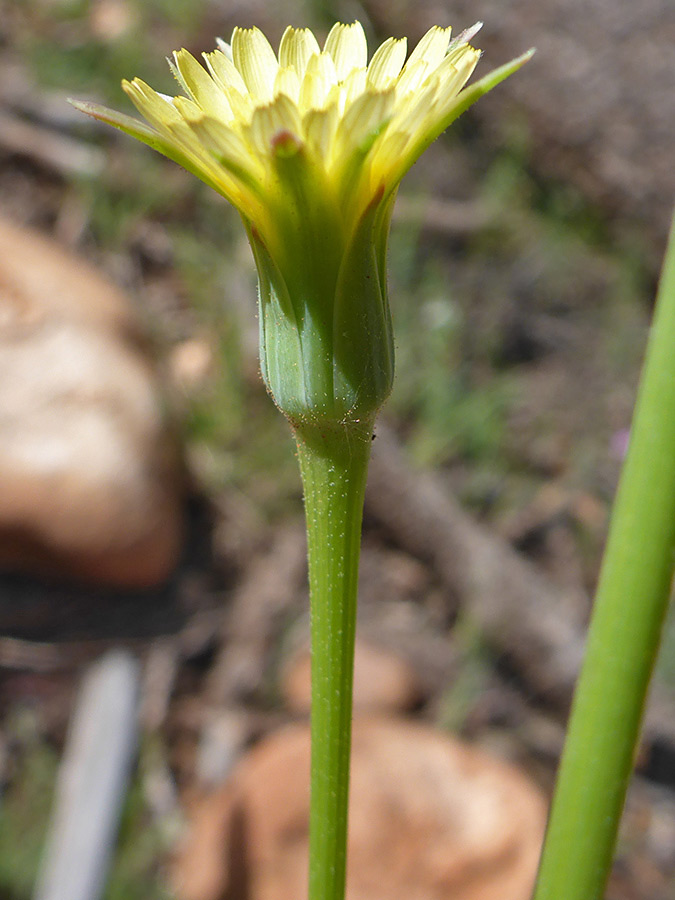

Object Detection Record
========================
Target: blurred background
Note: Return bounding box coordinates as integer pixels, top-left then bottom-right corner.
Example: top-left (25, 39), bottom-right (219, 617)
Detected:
top-left (0, 1), bottom-right (674, 899)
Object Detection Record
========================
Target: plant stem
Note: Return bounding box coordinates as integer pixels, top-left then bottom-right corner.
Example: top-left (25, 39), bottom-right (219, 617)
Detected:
top-left (295, 419), bottom-right (374, 900)
top-left (532, 214), bottom-right (675, 900)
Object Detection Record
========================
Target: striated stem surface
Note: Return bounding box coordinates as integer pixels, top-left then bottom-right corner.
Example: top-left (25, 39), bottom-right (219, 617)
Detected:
top-left (295, 419), bottom-right (373, 900)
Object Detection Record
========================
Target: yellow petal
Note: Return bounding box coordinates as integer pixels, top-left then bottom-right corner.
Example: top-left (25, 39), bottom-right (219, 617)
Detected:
top-left (395, 58), bottom-right (430, 96)
top-left (327, 66), bottom-right (367, 117)
top-left (302, 105), bottom-right (338, 158)
top-left (224, 87), bottom-right (254, 124)
top-left (123, 78), bottom-right (183, 130)
top-left (232, 26), bottom-right (279, 102)
top-left (432, 48), bottom-right (481, 115)
top-left (202, 49), bottom-right (248, 95)
top-left (173, 49), bottom-right (233, 121)
top-left (246, 93), bottom-right (302, 156)
top-left (183, 112), bottom-right (265, 181)
top-left (123, 81), bottom-right (245, 201)
top-left (274, 65), bottom-right (301, 103)
top-left (172, 95), bottom-right (202, 119)
top-left (389, 80), bottom-right (441, 141)
top-left (387, 48), bottom-right (534, 193)
top-left (371, 129), bottom-right (411, 178)
top-left (147, 112), bottom-right (235, 192)
top-left (207, 44), bottom-right (257, 123)
top-left (299, 52), bottom-right (338, 109)
top-left (406, 26), bottom-right (452, 70)
top-left (367, 37), bottom-right (407, 89)
top-left (278, 26), bottom-right (321, 76)
top-left (324, 22), bottom-right (368, 81)
top-left (168, 123), bottom-right (260, 210)
top-left (340, 66), bottom-right (367, 106)
top-left (334, 88), bottom-right (393, 158)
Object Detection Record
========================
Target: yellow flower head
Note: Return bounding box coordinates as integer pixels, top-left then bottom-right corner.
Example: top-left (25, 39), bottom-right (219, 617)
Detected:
top-left (74, 22), bottom-right (531, 425)
top-left (138, 23), bottom-right (483, 222)
top-left (76, 22), bottom-right (529, 245)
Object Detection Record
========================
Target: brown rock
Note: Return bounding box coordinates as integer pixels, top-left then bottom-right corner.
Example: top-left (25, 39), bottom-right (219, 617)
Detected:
top-left (282, 639), bottom-right (423, 715)
top-left (0, 219), bottom-right (181, 586)
top-left (169, 338), bottom-right (214, 393)
top-left (173, 718), bottom-right (546, 900)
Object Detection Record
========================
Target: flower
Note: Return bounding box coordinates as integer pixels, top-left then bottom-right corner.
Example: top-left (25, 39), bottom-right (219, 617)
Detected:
top-left (74, 23), bottom-right (532, 427)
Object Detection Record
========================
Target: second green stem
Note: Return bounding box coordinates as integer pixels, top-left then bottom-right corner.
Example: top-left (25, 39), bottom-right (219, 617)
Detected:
top-left (295, 419), bottom-right (374, 900)
top-left (532, 215), bottom-right (675, 900)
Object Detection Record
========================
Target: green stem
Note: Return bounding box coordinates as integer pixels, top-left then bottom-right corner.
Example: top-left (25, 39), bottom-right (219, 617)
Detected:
top-left (295, 419), bottom-right (374, 900)
top-left (533, 214), bottom-right (675, 900)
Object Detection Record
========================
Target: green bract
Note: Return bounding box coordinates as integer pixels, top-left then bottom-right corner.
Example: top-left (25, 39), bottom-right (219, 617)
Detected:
top-left (248, 184), bottom-right (395, 424)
